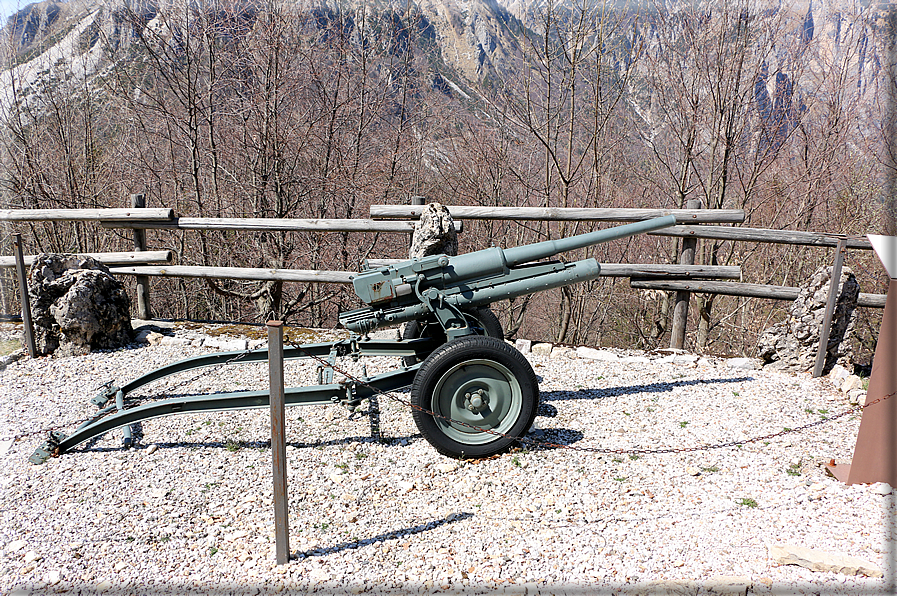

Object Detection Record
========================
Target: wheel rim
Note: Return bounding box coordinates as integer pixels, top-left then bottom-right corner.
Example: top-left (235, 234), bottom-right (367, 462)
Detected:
top-left (430, 359), bottom-right (523, 445)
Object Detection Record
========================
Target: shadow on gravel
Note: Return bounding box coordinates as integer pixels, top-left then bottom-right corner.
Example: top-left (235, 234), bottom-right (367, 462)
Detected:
top-left (528, 428), bottom-right (586, 449)
top-left (295, 511), bottom-right (474, 559)
top-left (540, 376), bottom-right (754, 402)
top-left (536, 402), bottom-right (558, 417)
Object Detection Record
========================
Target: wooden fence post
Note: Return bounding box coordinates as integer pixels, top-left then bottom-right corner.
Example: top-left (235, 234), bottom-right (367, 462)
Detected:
top-left (669, 199), bottom-right (701, 350)
top-left (131, 194), bottom-right (152, 320)
top-left (13, 234), bottom-right (37, 356)
top-left (0, 234), bottom-right (9, 314)
top-left (812, 239), bottom-right (846, 378)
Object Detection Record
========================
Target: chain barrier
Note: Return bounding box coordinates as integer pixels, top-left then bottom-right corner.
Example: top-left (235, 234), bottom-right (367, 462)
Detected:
top-left (4, 381), bottom-right (119, 442)
top-left (7, 347), bottom-right (258, 443)
top-left (288, 339), bottom-right (894, 457)
top-left (11, 333), bottom-right (893, 457)
top-left (843, 250), bottom-right (889, 288)
top-left (137, 347), bottom-right (256, 401)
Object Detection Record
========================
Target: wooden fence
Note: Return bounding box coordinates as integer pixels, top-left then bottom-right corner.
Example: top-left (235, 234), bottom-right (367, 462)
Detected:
top-left (3, 201), bottom-right (887, 375)
top-left (368, 204), bottom-right (885, 357)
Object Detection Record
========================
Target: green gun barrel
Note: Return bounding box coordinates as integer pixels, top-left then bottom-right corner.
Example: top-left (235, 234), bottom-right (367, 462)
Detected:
top-left (501, 214), bottom-right (677, 266)
top-left (341, 214), bottom-right (679, 335)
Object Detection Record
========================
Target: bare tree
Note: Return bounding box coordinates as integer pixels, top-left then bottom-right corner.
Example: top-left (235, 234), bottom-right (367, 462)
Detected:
top-left (472, 1), bottom-right (642, 343)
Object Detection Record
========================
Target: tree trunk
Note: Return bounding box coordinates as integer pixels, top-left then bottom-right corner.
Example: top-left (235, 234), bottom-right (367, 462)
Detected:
top-left (695, 294), bottom-right (715, 353)
top-left (254, 280), bottom-right (283, 320)
top-left (555, 286), bottom-right (573, 344)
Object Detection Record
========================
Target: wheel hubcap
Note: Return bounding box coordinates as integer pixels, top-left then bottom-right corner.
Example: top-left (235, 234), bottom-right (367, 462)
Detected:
top-left (465, 389), bottom-right (489, 412)
top-left (431, 360), bottom-right (523, 445)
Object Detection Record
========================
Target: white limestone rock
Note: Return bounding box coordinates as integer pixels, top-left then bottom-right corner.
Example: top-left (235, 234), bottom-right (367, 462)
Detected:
top-left (575, 347), bottom-right (619, 361)
top-left (515, 339), bottom-right (532, 354)
top-left (550, 346), bottom-right (574, 359)
top-left (840, 375), bottom-right (863, 393)
top-left (769, 544), bottom-right (882, 577)
top-left (531, 343), bottom-right (553, 357)
top-left (726, 357), bottom-right (760, 370)
top-left (828, 364), bottom-right (850, 385)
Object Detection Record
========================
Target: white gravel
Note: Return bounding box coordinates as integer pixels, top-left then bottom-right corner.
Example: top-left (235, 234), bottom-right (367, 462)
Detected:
top-left (1, 322), bottom-right (894, 595)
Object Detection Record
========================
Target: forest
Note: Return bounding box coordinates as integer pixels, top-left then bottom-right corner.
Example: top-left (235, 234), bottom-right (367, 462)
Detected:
top-left (0, 0), bottom-right (893, 362)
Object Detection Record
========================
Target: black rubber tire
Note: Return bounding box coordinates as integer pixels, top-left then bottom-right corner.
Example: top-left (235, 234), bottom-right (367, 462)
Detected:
top-left (402, 307), bottom-right (503, 367)
top-left (411, 335), bottom-right (538, 459)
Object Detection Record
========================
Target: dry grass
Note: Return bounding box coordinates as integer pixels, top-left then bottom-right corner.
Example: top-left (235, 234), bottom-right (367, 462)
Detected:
top-left (0, 339), bottom-right (21, 356)
top-left (173, 321), bottom-right (337, 344)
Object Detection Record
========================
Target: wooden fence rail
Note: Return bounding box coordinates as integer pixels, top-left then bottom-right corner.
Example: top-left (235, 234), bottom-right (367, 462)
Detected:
top-left (101, 217), bottom-right (462, 233)
top-left (370, 205), bottom-right (745, 224)
top-left (0, 251), bottom-right (172, 268)
top-left (108, 265), bottom-right (355, 284)
top-left (108, 263), bottom-right (743, 283)
top-left (0, 208), bottom-right (174, 221)
top-left (630, 279), bottom-right (886, 309)
top-left (648, 226), bottom-right (873, 250)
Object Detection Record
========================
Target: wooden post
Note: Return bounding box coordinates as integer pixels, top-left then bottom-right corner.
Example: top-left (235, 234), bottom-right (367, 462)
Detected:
top-left (0, 233), bottom-right (9, 314)
top-left (267, 321), bottom-right (290, 565)
top-left (812, 239), bottom-right (846, 378)
top-left (12, 234), bottom-right (37, 357)
top-left (669, 199), bottom-right (701, 350)
top-left (131, 194), bottom-right (152, 320)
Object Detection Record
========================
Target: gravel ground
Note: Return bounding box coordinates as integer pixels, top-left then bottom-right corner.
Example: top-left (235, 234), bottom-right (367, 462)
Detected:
top-left (1, 321), bottom-right (895, 595)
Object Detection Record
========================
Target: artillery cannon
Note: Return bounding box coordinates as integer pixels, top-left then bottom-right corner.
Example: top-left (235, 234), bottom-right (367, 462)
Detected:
top-left (30, 215), bottom-right (676, 463)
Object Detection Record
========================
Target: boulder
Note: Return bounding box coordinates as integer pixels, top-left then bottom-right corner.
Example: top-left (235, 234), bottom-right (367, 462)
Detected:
top-left (672, 354), bottom-right (699, 365)
top-left (622, 355), bottom-right (651, 364)
top-left (847, 389), bottom-right (866, 406)
top-left (757, 265), bottom-right (858, 373)
top-left (28, 254), bottom-right (133, 356)
top-left (549, 346), bottom-right (575, 359)
top-left (827, 364), bottom-right (850, 385)
top-left (409, 203), bottom-right (458, 258)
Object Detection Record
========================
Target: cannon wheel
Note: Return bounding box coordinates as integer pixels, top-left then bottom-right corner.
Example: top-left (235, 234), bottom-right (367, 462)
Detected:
top-left (401, 306), bottom-right (502, 367)
top-left (411, 335), bottom-right (538, 459)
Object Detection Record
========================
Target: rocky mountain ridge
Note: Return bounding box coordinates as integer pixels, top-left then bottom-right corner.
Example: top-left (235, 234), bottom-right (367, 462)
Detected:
top-left (2, 0), bottom-right (885, 106)
top-left (1, 0), bottom-right (528, 90)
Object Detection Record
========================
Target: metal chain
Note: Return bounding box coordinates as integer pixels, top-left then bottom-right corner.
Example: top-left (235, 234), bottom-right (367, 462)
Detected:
top-left (843, 251), bottom-right (888, 286)
top-left (4, 381), bottom-right (119, 442)
top-left (12, 335), bottom-right (890, 456)
top-left (135, 347), bottom-right (256, 400)
top-left (5, 423), bottom-right (81, 443)
top-left (288, 339), bottom-right (893, 456)
top-left (8, 347), bottom-right (258, 443)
